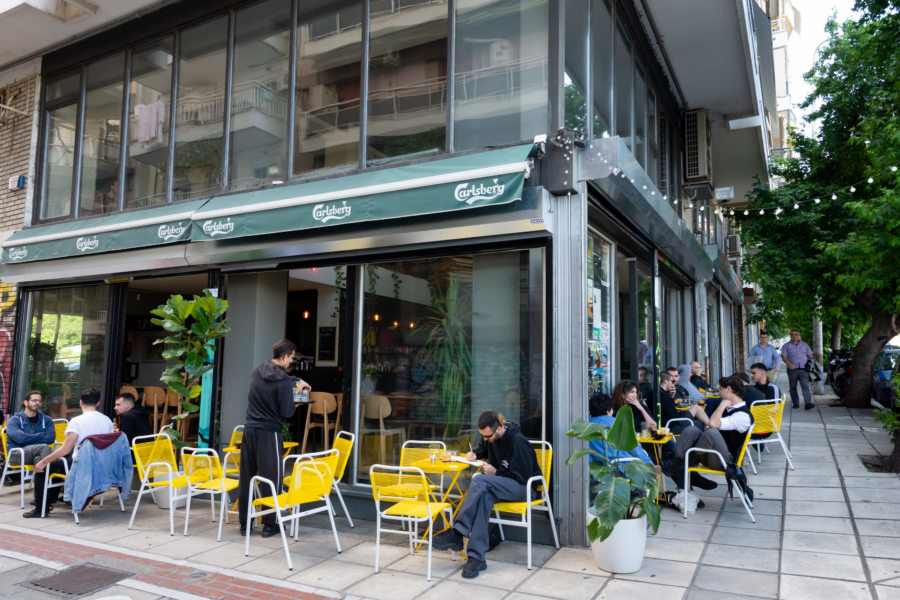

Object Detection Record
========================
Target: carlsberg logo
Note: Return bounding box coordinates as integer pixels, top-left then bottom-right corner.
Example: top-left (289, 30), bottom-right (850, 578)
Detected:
top-left (157, 222), bottom-right (187, 241)
top-left (7, 247), bottom-right (27, 261)
top-left (454, 178), bottom-right (505, 204)
top-left (76, 236), bottom-right (100, 252)
top-left (312, 201), bottom-right (352, 223)
top-left (202, 219), bottom-right (235, 237)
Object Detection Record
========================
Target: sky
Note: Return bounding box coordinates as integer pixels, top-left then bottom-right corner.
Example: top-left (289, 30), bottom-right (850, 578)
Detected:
top-left (788, 0), bottom-right (858, 132)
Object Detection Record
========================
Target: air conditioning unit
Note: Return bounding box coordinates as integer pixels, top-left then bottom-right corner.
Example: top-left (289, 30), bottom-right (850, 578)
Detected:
top-left (683, 109), bottom-right (712, 182)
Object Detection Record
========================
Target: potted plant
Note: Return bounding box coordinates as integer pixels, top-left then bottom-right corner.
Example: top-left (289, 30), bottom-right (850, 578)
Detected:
top-left (566, 407), bottom-right (661, 573)
top-left (150, 289), bottom-right (230, 446)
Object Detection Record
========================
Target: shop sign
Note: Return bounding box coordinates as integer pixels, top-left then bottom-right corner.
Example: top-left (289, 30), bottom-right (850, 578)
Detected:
top-left (312, 201), bottom-right (352, 223)
top-left (6, 246), bottom-right (27, 261)
top-left (202, 218), bottom-right (235, 237)
top-left (76, 236), bottom-right (100, 252)
top-left (454, 179), bottom-right (506, 205)
top-left (157, 222), bottom-right (188, 241)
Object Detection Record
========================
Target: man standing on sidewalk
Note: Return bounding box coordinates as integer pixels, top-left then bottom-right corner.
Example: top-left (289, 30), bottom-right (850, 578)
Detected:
top-left (237, 339), bottom-right (310, 538)
top-left (781, 329), bottom-right (815, 410)
top-left (749, 331), bottom-right (780, 382)
top-left (431, 410), bottom-right (541, 579)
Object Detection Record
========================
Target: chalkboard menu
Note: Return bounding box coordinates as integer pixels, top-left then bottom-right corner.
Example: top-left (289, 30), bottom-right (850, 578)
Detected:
top-left (317, 326), bottom-right (337, 363)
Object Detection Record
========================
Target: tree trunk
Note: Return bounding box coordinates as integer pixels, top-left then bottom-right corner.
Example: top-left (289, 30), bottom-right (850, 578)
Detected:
top-left (845, 291), bottom-right (900, 408)
top-left (830, 321), bottom-right (842, 351)
top-left (885, 437), bottom-right (900, 473)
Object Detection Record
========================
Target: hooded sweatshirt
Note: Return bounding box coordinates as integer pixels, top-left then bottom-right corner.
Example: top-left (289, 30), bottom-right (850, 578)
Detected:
top-left (244, 360), bottom-right (296, 431)
top-left (6, 410), bottom-right (55, 451)
top-left (473, 422), bottom-right (542, 487)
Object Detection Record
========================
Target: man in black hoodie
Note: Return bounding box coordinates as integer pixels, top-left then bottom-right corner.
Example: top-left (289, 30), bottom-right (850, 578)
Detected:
top-left (432, 410), bottom-right (541, 579)
top-left (238, 338), bottom-right (310, 538)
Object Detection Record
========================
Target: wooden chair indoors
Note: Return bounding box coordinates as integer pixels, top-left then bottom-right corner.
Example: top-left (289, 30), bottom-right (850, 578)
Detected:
top-left (141, 386), bottom-right (168, 433)
top-left (360, 394), bottom-right (406, 465)
top-left (300, 392), bottom-right (339, 454)
top-left (119, 385), bottom-right (139, 402)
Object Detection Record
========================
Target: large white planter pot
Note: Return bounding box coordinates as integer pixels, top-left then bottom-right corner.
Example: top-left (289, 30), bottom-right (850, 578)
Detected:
top-left (587, 509), bottom-right (647, 573)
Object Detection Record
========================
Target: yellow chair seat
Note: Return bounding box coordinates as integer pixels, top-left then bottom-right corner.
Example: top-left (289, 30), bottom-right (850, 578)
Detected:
top-left (377, 483), bottom-right (428, 500)
top-left (194, 478), bottom-right (239, 492)
top-left (253, 488), bottom-right (325, 509)
top-left (688, 465), bottom-right (725, 476)
top-left (145, 475), bottom-right (191, 488)
top-left (384, 500), bottom-right (451, 519)
top-left (493, 499), bottom-right (542, 515)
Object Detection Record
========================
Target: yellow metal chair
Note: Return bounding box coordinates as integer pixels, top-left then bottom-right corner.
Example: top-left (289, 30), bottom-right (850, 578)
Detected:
top-left (370, 464), bottom-right (453, 582)
top-left (0, 428), bottom-right (35, 508)
top-left (129, 433), bottom-right (192, 535)
top-left (330, 430), bottom-right (355, 527)
top-left (223, 425), bottom-right (244, 477)
top-left (746, 398), bottom-right (793, 473)
top-left (488, 440), bottom-right (560, 570)
top-left (52, 419), bottom-right (69, 448)
top-left (181, 447), bottom-right (240, 540)
top-left (245, 459), bottom-right (341, 570)
top-left (400, 439), bottom-right (447, 493)
top-left (683, 423), bottom-right (756, 523)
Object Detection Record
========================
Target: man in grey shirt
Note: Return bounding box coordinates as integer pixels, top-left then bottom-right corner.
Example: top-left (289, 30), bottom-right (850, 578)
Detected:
top-left (781, 329), bottom-right (814, 410)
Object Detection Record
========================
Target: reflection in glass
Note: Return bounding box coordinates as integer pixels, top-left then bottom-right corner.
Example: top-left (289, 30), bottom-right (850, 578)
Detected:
top-left (294, 0), bottom-right (362, 175)
top-left (614, 23), bottom-right (632, 149)
top-left (588, 234), bottom-right (612, 395)
top-left (174, 16), bottom-right (227, 201)
top-left (634, 66), bottom-right (646, 168)
top-left (564, 0), bottom-right (588, 133)
top-left (125, 37), bottom-right (173, 209)
top-left (367, 0), bottom-right (447, 164)
top-left (80, 53), bottom-right (125, 216)
top-left (707, 286), bottom-right (720, 381)
top-left (22, 285), bottom-right (110, 419)
top-left (230, 0), bottom-right (291, 191)
top-left (46, 73), bottom-right (80, 104)
top-left (648, 89), bottom-right (658, 184)
top-left (454, 0), bottom-right (548, 151)
top-left (357, 250), bottom-right (544, 482)
top-left (591, 0), bottom-right (612, 137)
top-left (43, 104), bottom-right (78, 220)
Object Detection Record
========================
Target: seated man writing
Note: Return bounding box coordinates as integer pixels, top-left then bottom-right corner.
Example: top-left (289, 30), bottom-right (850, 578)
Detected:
top-left (663, 375), bottom-right (753, 494)
top-left (28, 388), bottom-right (113, 518)
top-left (6, 391), bottom-right (56, 499)
top-left (432, 410), bottom-right (542, 579)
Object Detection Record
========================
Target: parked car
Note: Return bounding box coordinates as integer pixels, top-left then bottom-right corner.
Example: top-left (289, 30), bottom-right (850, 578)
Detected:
top-left (872, 347), bottom-right (900, 409)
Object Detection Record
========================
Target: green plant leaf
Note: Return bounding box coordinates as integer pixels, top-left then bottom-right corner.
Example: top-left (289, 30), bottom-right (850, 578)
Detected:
top-left (160, 319), bottom-right (186, 333)
top-left (623, 460), bottom-right (658, 491)
top-left (607, 408), bottom-right (638, 452)
top-left (589, 476), bottom-right (631, 542)
top-left (168, 381), bottom-right (190, 397)
top-left (184, 353), bottom-right (204, 375)
top-left (565, 447), bottom-right (600, 466)
top-left (641, 497), bottom-right (662, 534)
top-left (187, 384), bottom-right (202, 399)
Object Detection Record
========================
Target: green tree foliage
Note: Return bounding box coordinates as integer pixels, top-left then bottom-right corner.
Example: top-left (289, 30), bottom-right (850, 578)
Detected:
top-left (737, 1), bottom-right (900, 410)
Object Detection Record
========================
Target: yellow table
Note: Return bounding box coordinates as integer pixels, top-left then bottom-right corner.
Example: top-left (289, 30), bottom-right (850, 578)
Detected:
top-left (636, 430), bottom-right (674, 497)
top-left (410, 456), bottom-right (476, 552)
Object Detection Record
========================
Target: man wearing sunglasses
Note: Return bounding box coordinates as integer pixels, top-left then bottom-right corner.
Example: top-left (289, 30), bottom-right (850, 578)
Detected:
top-left (432, 410), bottom-right (542, 579)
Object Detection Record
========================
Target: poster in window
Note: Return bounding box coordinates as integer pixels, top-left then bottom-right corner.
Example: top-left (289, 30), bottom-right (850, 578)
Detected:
top-left (316, 325), bottom-right (337, 365)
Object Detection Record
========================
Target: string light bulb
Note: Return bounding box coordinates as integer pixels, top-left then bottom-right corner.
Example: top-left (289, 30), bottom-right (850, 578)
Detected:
top-left (793, 203), bottom-right (799, 209)
top-left (850, 186), bottom-right (856, 193)
top-left (729, 209), bottom-right (735, 216)
top-left (868, 177), bottom-right (874, 183)
top-left (892, 166), bottom-right (898, 172)
top-left (814, 198), bottom-right (821, 204)
top-left (759, 209), bottom-right (765, 215)
top-left (744, 209), bottom-right (749, 215)
top-left (831, 194), bottom-right (837, 200)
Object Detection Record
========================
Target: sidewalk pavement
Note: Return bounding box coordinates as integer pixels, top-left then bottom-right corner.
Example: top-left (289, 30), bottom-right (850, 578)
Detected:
top-left (0, 379), bottom-right (898, 599)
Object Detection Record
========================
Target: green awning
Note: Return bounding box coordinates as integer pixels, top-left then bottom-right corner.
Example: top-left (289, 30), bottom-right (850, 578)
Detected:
top-left (191, 144), bottom-right (535, 242)
top-left (2, 200), bottom-right (205, 264)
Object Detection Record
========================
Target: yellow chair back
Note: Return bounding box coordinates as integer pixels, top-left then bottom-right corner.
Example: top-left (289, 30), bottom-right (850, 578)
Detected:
top-left (182, 449), bottom-right (225, 483)
top-left (332, 431), bottom-right (355, 480)
top-left (532, 441), bottom-right (553, 484)
top-left (132, 434), bottom-right (179, 481)
top-left (286, 460), bottom-right (333, 505)
top-left (370, 465), bottom-right (431, 503)
top-left (734, 424), bottom-right (755, 468)
top-left (400, 441), bottom-right (445, 469)
top-left (53, 420), bottom-right (68, 444)
top-left (1, 429), bottom-right (10, 460)
top-left (228, 425), bottom-right (244, 449)
top-left (750, 399), bottom-right (785, 436)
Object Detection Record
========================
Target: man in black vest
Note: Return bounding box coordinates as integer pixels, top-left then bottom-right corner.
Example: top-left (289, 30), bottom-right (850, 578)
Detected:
top-left (664, 375), bottom-right (753, 490)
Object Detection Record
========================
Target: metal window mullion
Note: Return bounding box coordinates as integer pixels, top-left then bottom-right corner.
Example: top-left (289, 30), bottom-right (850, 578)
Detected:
top-left (349, 265), bottom-right (365, 485)
top-left (585, 0), bottom-right (592, 138)
top-left (286, 0), bottom-right (298, 178)
top-left (548, 0), bottom-right (563, 134)
top-left (166, 32), bottom-right (180, 204)
top-left (72, 65), bottom-right (87, 218)
top-left (116, 48), bottom-right (132, 212)
top-left (445, 0), bottom-right (456, 153)
top-left (359, 0), bottom-right (370, 169)
top-left (221, 10), bottom-right (236, 192)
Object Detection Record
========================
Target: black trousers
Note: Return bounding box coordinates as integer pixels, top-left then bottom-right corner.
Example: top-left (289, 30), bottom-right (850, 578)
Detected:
top-left (238, 427), bottom-right (283, 527)
top-left (34, 454), bottom-right (72, 507)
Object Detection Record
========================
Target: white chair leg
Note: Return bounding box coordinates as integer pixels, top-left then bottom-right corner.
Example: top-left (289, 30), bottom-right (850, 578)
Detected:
top-left (325, 498), bottom-right (341, 553)
top-left (545, 503), bottom-right (560, 549)
top-left (683, 465), bottom-right (690, 519)
top-left (526, 505), bottom-right (533, 570)
top-left (217, 490), bottom-right (227, 542)
top-left (426, 511), bottom-right (433, 582)
top-left (746, 448), bottom-right (758, 475)
top-left (332, 483), bottom-right (354, 527)
top-left (128, 483), bottom-right (148, 529)
top-left (374, 511), bottom-right (382, 574)
top-left (779, 436), bottom-right (794, 470)
top-left (168, 484), bottom-right (175, 536)
top-left (736, 483), bottom-right (756, 523)
top-left (183, 487), bottom-right (193, 536)
top-left (278, 518), bottom-right (293, 571)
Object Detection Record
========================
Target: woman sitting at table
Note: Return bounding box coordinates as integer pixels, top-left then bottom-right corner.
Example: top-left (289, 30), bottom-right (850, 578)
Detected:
top-left (589, 392), bottom-right (654, 466)
top-left (612, 379), bottom-right (655, 433)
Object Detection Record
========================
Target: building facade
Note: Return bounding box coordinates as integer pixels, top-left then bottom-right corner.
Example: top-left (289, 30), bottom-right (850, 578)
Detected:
top-left (0, 0), bottom-right (774, 544)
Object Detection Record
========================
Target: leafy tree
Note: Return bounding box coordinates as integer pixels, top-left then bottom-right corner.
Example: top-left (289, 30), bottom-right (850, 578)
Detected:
top-left (737, 1), bottom-right (900, 418)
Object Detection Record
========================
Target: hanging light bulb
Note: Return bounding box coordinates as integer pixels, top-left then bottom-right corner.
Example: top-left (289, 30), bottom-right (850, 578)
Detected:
top-left (793, 203), bottom-right (799, 209)
top-left (744, 209), bottom-right (749, 215)
top-left (699, 205), bottom-right (705, 211)
top-left (814, 198), bottom-right (821, 204)
top-left (662, 195), bottom-right (667, 201)
top-left (865, 139), bottom-right (871, 145)
top-left (673, 199), bottom-right (679, 205)
top-left (850, 186), bottom-right (856, 193)
top-left (892, 166), bottom-right (898, 172)
top-left (775, 207), bottom-right (783, 215)
top-left (831, 194), bottom-right (837, 200)
top-left (759, 209), bottom-right (765, 215)
top-left (729, 209), bottom-right (735, 216)
top-left (868, 177), bottom-right (874, 183)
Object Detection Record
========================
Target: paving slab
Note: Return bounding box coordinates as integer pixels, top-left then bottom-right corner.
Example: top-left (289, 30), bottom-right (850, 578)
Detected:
top-left (784, 500), bottom-right (850, 518)
top-left (779, 574), bottom-right (872, 600)
top-left (854, 518), bottom-right (900, 537)
top-left (849, 502), bottom-right (900, 520)
top-left (701, 542), bottom-right (779, 572)
top-left (692, 565), bottom-right (778, 598)
top-left (709, 526), bottom-right (780, 550)
top-left (516, 566), bottom-right (607, 599)
top-left (781, 549), bottom-right (867, 581)
top-left (783, 515), bottom-right (854, 534)
top-left (861, 536), bottom-right (900, 560)
top-left (866, 557), bottom-right (900, 583)
top-left (782, 530), bottom-right (859, 555)
top-left (597, 578), bottom-right (685, 600)
top-left (614, 557), bottom-right (697, 587)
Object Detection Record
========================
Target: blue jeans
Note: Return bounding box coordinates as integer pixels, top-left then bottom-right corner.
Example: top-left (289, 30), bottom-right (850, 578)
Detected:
top-left (787, 368), bottom-right (812, 406)
top-left (453, 475), bottom-right (526, 562)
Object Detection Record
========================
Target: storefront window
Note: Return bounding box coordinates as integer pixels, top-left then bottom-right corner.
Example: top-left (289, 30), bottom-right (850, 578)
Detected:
top-left (564, 0), bottom-right (588, 134)
top-left (125, 37), bottom-right (174, 209)
top-left (634, 65), bottom-right (646, 168)
top-left (614, 22), bottom-right (632, 149)
top-left (357, 249), bottom-right (544, 481)
top-left (21, 285), bottom-right (110, 418)
top-left (588, 234), bottom-right (612, 395)
top-left (173, 16), bottom-right (228, 201)
top-left (293, 0), bottom-right (362, 175)
top-left (42, 72), bottom-right (81, 220)
top-left (707, 285), bottom-right (720, 381)
top-left (367, 0), bottom-right (447, 164)
top-left (647, 88), bottom-right (658, 185)
top-left (455, 0), bottom-right (548, 151)
top-left (229, 0), bottom-right (291, 191)
top-left (591, 0), bottom-right (612, 138)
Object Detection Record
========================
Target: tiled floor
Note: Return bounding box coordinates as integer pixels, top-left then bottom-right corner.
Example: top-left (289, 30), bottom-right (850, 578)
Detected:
top-left (0, 378), bottom-right (898, 599)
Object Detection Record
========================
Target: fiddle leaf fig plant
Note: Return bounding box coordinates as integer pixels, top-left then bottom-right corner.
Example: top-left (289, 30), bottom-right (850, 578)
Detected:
top-left (150, 289), bottom-right (230, 441)
top-left (566, 408), bottom-right (661, 542)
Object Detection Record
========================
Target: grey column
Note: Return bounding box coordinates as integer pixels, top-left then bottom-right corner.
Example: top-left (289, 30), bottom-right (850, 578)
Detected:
top-left (219, 271), bottom-right (289, 446)
top-left (552, 189), bottom-right (587, 546)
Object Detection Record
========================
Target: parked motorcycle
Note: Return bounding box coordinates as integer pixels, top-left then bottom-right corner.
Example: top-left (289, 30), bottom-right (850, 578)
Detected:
top-left (828, 348), bottom-right (853, 398)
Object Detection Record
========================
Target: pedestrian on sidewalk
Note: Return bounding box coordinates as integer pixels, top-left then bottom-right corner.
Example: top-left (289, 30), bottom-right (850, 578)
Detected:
top-left (237, 338), bottom-right (310, 539)
top-left (781, 329), bottom-right (815, 410)
top-left (749, 331), bottom-right (780, 382)
top-left (431, 410), bottom-right (541, 579)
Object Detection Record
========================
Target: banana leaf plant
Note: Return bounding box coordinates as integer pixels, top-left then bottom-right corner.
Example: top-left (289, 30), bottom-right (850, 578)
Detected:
top-left (565, 408), bottom-right (661, 542)
top-left (149, 289), bottom-right (229, 443)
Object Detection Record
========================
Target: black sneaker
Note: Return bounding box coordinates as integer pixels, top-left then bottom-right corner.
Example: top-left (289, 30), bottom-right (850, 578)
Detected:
top-left (804, 403), bottom-right (816, 411)
top-left (461, 557), bottom-right (486, 579)
top-left (23, 506), bottom-right (50, 518)
top-left (792, 403), bottom-right (799, 409)
top-left (260, 524), bottom-right (280, 538)
top-left (690, 473), bottom-right (718, 490)
top-left (432, 528), bottom-right (464, 552)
